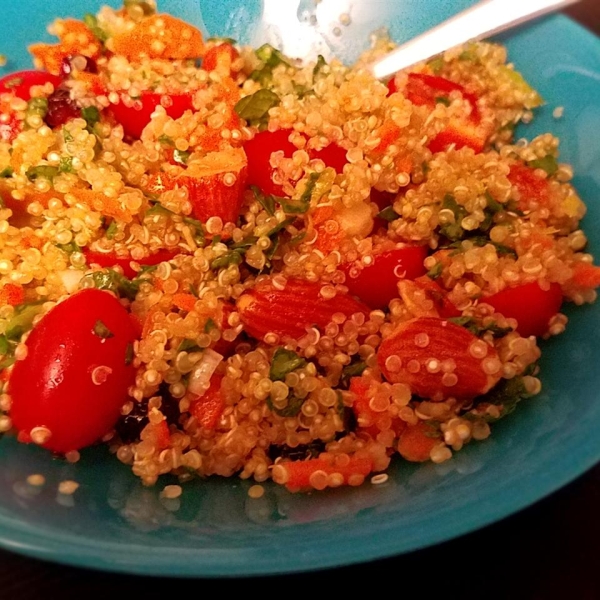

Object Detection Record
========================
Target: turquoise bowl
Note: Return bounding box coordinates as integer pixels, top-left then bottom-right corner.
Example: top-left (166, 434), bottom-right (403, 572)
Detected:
top-left (0, 0), bottom-right (599, 577)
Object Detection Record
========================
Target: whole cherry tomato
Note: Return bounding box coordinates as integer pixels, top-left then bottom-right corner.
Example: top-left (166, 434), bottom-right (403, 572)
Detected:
top-left (9, 289), bottom-right (138, 453)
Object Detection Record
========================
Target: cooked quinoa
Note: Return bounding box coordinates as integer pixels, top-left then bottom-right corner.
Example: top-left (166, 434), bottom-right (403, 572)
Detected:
top-left (0, 1), bottom-right (598, 493)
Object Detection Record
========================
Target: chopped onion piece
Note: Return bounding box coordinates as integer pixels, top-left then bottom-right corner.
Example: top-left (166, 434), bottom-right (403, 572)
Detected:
top-left (58, 269), bottom-right (84, 294)
top-left (188, 349), bottom-right (223, 396)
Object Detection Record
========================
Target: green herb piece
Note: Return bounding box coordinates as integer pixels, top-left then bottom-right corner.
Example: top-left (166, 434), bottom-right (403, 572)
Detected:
top-left (173, 149), bottom-right (190, 165)
top-left (449, 316), bottom-right (513, 339)
top-left (427, 262), bottom-right (443, 280)
top-left (234, 89), bottom-right (280, 128)
top-left (340, 360), bottom-right (367, 389)
top-left (376, 205), bottom-right (400, 222)
top-left (93, 319), bottom-right (114, 339)
top-left (422, 161), bottom-right (430, 176)
top-left (157, 134), bottom-right (174, 146)
top-left (0, 167), bottom-right (13, 178)
top-left (435, 96), bottom-right (451, 107)
top-left (26, 97), bottom-right (48, 119)
top-left (88, 269), bottom-right (139, 301)
top-left (178, 338), bottom-right (201, 352)
top-left (182, 216), bottom-right (205, 246)
top-left (83, 13), bottom-right (108, 42)
top-left (266, 394), bottom-right (306, 417)
top-left (204, 318), bottom-right (217, 333)
top-left (471, 374), bottom-right (535, 422)
top-left (63, 128), bottom-right (75, 143)
top-left (280, 173), bottom-right (319, 214)
top-left (439, 194), bottom-right (468, 241)
top-left (210, 251), bottom-right (243, 270)
top-left (56, 241), bottom-right (82, 255)
top-left (5, 303), bottom-right (45, 341)
top-left (105, 221), bottom-right (118, 240)
top-left (269, 347), bottom-right (307, 381)
top-left (26, 165), bottom-right (58, 182)
top-left (485, 191), bottom-right (503, 214)
top-left (528, 154), bottom-right (558, 177)
top-left (265, 216), bottom-right (295, 238)
top-left (56, 156), bottom-right (74, 174)
top-left (81, 106), bottom-right (100, 132)
top-left (251, 186), bottom-right (275, 216)
top-left (145, 201), bottom-right (174, 218)
top-left (264, 236), bottom-right (279, 264)
top-left (428, 56), bottom-right (444, 73)
top-left (313, 54), bottom-right (327, 77)
top-left (0, 335), bottom-right (9, 355)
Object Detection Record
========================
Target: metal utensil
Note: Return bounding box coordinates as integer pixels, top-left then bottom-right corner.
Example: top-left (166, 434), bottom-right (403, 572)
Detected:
top-left (370, 0), bottom-right (580, 80)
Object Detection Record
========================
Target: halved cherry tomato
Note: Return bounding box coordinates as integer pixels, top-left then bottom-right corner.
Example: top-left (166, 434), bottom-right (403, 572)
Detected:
top-left (9, 289), bottom-right (138, 453)
top-left (110, 92), bottom-right (194, 139)
top-left (245, 129), bottom-right (298, 197)
top-left (342, 246), bottom-right (428, 309)
top-left (245, 130), bottom-right (349, 197)
top-left (483, 282), bottom-right (562, 338)
top-left (84, 248), bottom-right (178, 279)
top-left (413, 275), bottom-right (461, 318)
top-left (0, 70), bottom-right (62, 101)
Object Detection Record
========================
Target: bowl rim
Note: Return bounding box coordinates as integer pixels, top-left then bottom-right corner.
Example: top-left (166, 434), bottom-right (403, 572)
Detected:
top-left (0, 11), bottom-right (599, 578)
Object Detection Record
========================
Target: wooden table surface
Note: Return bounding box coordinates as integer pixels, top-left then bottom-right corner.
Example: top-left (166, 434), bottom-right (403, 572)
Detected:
top-left (1, 2), bottom-right (599, 598)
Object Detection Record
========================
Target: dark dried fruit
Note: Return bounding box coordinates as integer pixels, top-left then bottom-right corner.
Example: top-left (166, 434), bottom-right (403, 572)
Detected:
top-left (45, 87), bottom-right (80, 128)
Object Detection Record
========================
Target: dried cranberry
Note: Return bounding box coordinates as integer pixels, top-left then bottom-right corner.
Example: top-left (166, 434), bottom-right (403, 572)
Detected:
top-left (45, 87), bottom-right (80, 128)
top-left (114, 384), bottom-right (180, 444)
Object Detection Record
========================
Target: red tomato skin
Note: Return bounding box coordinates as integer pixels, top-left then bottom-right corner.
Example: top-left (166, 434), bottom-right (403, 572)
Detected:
top-left (244, 129), bottom-right (297, 196)
top-left (484, 282), bottom-right (562, 338)
top-left (9, 289), bottom-right (138, 453)
top-left (309, 142), bottom-right (348, 173)
top-left (110, 93), bottom-right (194, 139)
top-left (84, 248), bottom-right (178, 279)
top-left (0, 70), bottom-right (62, 101)
top-left (342, 246), bottom-right (428, 309)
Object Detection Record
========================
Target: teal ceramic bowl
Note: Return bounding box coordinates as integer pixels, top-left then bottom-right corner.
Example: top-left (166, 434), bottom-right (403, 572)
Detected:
top-left (0, 0), bottom-right (599, 577)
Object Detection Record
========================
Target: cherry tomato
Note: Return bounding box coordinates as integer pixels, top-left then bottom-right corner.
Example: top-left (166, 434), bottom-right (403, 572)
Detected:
top-left (342, 246), bottom-right (428, 309)
top-left (245, 129), bottom-right (298, 196)
top-left (508, 163), bottom-right (551, 211)
top-left (484, 282), bottom-right (562, 338)
top-left (84, 248), bottom-right (179, 279)
top-left (406, 73), bottom-right (479, 118)
top-left (0, 70), bottom-right (62, 101)
top-left (110, 92), bottom-right (194, 139)
top-left (202, 43), bottom-right (240, 76)
top-left (9, 289), bottom-right (138, 453)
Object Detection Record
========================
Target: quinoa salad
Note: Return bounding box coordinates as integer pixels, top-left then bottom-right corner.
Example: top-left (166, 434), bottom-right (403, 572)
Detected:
top-left (0, 0), bottom-right (598, 494)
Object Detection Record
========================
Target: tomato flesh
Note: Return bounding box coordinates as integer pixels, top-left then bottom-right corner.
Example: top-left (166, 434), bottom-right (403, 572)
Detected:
top-left (110, 92), bottom-right (194, 139)
top-left (342, 246), bottom-right (428, 309)
top-left (484, 282), bottom-right (563, 338)
top-left (84, 248), bottom-right (178, 279)
top-left (9, 289), bottom-right (138, 453)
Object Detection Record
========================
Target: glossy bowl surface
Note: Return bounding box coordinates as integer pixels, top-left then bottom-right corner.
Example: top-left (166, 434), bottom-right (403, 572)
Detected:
top-left (0, 0), bottom-right (599, 577)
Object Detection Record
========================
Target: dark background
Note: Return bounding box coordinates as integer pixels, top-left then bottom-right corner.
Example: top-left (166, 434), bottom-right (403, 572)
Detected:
top-left (1, 2), bottom-right (599, 598)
